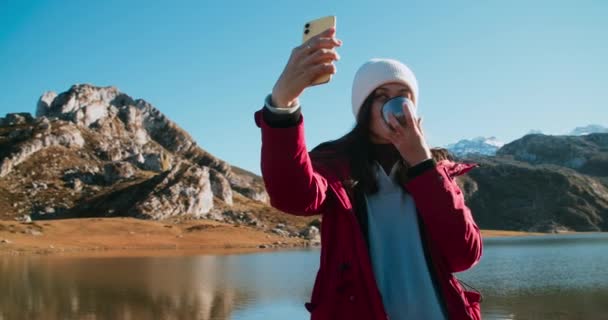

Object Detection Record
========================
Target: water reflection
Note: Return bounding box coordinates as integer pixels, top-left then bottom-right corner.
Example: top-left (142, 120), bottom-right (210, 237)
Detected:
top-left (1, 234), bottom-right (608, 320)
top-left (457, 233), bottom-right (608, 319)
top-left (1, 255), bottom-right (247, 319)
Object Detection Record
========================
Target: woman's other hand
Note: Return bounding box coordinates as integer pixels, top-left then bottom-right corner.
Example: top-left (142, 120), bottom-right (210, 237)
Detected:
top-left (386, 103), bottom-right (432, 166)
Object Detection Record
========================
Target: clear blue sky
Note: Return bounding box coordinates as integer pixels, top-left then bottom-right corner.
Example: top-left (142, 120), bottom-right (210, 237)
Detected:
top-left (1, 0), bottom-right (606, 175)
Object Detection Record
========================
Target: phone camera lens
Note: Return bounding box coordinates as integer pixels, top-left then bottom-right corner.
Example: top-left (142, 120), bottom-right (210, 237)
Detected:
top-left (304, 29), bottom-right (310, 34)
top-left (305, 23), bottom-right (310, 28)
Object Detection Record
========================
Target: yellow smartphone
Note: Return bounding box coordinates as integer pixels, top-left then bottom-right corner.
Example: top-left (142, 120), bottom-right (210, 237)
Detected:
top-left (302, 16), bottom-right (337, 86)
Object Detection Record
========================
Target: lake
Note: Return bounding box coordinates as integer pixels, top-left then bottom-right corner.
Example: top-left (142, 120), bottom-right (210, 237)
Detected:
top-left (2, 233), bottom-right (608, 320)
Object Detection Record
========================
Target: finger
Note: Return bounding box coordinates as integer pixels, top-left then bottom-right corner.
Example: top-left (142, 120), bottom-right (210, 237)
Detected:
top-left (401, 102), bottom-right (416, 128)
top-left (296, 39), bottom-right (340, 59)
top-left (387, 115), bottom-right (405, 144)
top-left (311, 27), bottom-right (339, 45)
top-left (379, 114), bottom-right (393, 132)
top-left (384, 119), bottom-right (398, 142)
top-left (301, 26), bottom-right (338, 46)
top-left (303, 48), bottom-right (340, 65)
top-left (417, 117), bottom-right (424, 136)
top-left (388, 113), bottom-right (405, 133)
top-left (300, 27), bottom-right (337, 49)
top-left (307, 37), bottom-right (342, 53)
top-left (315, 26), bottom-right (336, 39)
top-left (304, 62), bottom-right (336, 82)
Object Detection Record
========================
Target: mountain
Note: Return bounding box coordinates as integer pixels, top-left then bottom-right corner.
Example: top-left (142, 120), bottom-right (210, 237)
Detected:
top-left (527, 129), bottom-right (544, 135)
top-left (0, 84), bottom-right (318, 241)
top-left (459, 154), bottom-right (608, 232)
top-left (569, 124), bottom-right (608, 136)
top-left (446, 123), bottom-right (608, 158)
top-left (460, 132), bottom-right (608, 232)
top-left (446, 136), bottom-right (505, 157)
top-left (2, 84), bottom-right (606, 235)
top-left (496, 133), bottom-right (608, 177)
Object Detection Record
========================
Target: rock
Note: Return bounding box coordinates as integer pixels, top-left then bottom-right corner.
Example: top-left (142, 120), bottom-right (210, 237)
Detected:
top-left (36, 91), bottom-right (58, 117)
top-left (223, 210), bottom-right (260, 226)
top-left (258, 244), bottom-right (270, 249)
top-left (35, 116), bottom-right (52, 131)
top-left (63, 167), bottom-right (102, 186)
top-left (8, 128), bottom-right (33, 141)
top-left (103, 161), bottom-right (136, 184)
top-left (0, 123), bottom-right (85, 177)
top-left (31, 182), bottom-right (48, 190)
top-left (39, 85), bottom-right (118, 124)
top-left (308, 218), bottom-right (322, 229)
top-left (276, 223), bottom-right (286, 229)
top-left (25, 229), bottom-right (43, 236)
top-left (44, 207), bottom-right (55, 214)
top-left (34, 84), bottom-right (228, 175)
top-left (231, 184), bottom-right (269, 203)
top-left (301, 229), bottom-right (321, 246)
top-left (2, 113), bottom-right (34, 126)
top-left (0, 239), bottom-right (12, 244)
top-left (126, 153), bottom-right (146, 167)
top-left (128, 162), bottom-right (215, 219)
top-left (71, 179), bottom-right (83, 191)
top-left (141, 152), bottom-right (172, 172)
top-left (527, 220), bottom-right (573, 233)
top-left (301, 226), bottom-right (321, 244)
top-left (226, 166), bottom-right (270, 203)
top-left (16, 215), bottom-right (32, 223)
top-left (209, 169), bottom-right (233, 205)
top-left (271, 228), bottom-right (290, 237)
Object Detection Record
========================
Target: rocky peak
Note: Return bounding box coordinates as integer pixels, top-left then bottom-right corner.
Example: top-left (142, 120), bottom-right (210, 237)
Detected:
top-left (34, 84), bottom-right (231, 175)
top-left (496, 133), bottom-right (608, 176)
top-left (0, 84), bottom-right (270, 222)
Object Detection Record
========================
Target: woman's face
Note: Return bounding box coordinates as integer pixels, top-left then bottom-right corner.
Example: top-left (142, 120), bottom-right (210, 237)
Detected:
top-left (368, 82), bottom-right (415, 144)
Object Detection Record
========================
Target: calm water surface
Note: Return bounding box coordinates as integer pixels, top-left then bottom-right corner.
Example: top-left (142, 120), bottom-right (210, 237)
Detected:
top-left (2, 233), bottom-right (608, 320)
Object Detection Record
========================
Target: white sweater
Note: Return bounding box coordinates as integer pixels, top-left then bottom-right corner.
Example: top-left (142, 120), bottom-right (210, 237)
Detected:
top-left (365, 161), bottom-right (447, 320)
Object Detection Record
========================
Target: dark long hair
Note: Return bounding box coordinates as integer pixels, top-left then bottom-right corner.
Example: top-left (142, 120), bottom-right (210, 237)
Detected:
top-left (310, 92), bottom-right (453, 195)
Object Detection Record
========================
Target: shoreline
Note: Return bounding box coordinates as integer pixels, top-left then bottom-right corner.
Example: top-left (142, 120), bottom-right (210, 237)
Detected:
top-left (0, 218), bottom-right (602, 258)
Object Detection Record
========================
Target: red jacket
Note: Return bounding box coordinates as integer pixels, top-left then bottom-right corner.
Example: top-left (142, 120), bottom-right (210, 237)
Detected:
top-left (255, 109), bottom-right (483, 320)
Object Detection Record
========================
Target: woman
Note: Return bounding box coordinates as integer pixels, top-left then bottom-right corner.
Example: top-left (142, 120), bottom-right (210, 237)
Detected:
top-left (254, 27), bottom-right (483, 320)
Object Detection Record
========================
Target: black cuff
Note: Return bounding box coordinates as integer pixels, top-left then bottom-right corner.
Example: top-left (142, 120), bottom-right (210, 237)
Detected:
top-left (262, 106), bottom-right (302, 128)
top-left (407, 158), bottom-right (437, 179)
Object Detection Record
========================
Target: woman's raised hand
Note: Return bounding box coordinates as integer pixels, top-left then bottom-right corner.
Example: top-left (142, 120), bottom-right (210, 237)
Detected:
top-left (271, 27), bottom-right (342, 108)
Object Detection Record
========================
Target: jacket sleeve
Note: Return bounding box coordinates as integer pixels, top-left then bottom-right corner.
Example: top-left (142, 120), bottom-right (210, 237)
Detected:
top-left (254, 108), bottom-right (329, 216)
top-left (404, 161), bottom-right (482, 273)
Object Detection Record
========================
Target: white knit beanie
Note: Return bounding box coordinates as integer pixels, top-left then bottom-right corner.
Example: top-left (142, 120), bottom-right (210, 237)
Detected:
top-left (351, 58), bottom-right (419, 120)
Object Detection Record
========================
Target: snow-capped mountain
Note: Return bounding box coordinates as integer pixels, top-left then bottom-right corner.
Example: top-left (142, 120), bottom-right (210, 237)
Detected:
top-left (445, 136), bottom-right (505, 157)
top-left (569, 124), bottom-right (608, 136)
